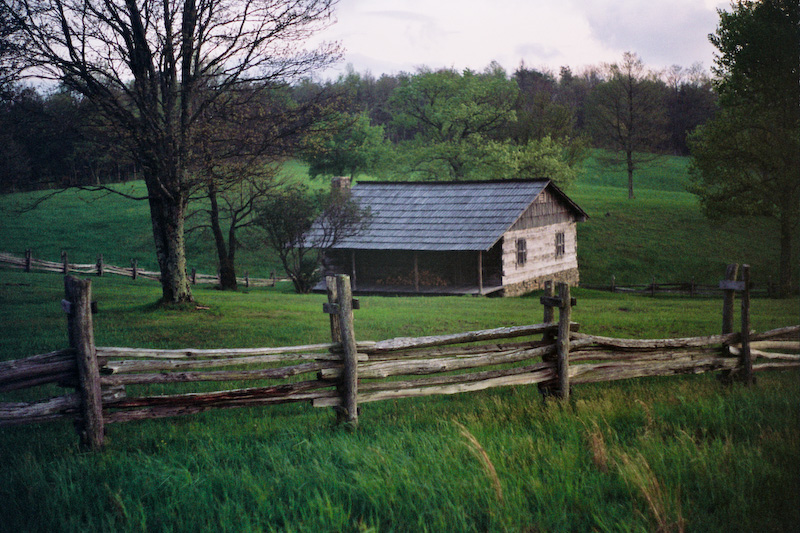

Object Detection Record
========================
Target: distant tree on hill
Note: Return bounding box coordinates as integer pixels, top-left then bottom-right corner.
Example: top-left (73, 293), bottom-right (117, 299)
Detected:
top-left (689, 0), bottom-right (799, 297)
top-left (587, 52), bottom-right (669, 199)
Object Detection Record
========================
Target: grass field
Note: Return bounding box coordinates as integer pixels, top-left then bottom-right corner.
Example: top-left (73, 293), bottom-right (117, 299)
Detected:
top-left (0, 271), bottom-right (798, 532)
top-left (1, 153), bottom-right (798, 531)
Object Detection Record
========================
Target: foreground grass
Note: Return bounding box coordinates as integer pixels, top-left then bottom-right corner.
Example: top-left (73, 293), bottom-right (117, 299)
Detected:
top-left (0, 271), bottom-right (798, 532)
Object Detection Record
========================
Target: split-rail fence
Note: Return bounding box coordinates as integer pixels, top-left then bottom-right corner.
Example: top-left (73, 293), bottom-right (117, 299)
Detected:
top-left (0, 250), bottom-right (287, 287)
top-left (0, 265), bottom-right (798, 451)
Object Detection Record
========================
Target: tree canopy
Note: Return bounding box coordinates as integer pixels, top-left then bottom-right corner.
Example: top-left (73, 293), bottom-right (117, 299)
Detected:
top-left (688, 0), bottom-right (799, 296)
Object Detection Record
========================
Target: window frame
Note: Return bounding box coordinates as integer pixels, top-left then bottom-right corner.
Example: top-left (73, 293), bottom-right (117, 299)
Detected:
top-left (555, 232), bottom-right (565, 258)
top-left (516, 238), bottom-right (527, 266)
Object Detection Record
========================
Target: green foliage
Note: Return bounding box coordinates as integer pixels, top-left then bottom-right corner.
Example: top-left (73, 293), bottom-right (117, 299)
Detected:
top-left (688, 0), bottom-right (799, 295)
top-left (386, 67), bottom-right (582, 184)
top-left (388, 67), bottom-right (518, 180)
top-left (304, 112), bottom-right (389, 179)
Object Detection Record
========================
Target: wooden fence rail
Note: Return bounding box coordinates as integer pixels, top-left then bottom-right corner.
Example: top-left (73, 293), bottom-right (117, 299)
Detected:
top-left (1, 266), bottom-right (798, 452)
top-left (0, 251), bottom-right (288, 287)
top-left (583, 274), bottom-right (776, 298)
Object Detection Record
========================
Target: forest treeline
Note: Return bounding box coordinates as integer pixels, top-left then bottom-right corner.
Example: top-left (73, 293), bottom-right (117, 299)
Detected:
top-left (0, 56), bottom-right (716, 193)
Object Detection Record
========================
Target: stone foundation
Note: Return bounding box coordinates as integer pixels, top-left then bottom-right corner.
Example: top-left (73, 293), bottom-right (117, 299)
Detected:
top-left (501, 267), bottom-right (580, 297)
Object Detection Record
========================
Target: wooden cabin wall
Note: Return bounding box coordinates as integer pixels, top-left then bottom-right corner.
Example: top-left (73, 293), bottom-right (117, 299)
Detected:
top-left (501, 220), bottom-right (579, 293)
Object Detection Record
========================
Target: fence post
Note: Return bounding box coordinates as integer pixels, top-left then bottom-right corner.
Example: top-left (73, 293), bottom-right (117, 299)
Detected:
top-left (245, 271), bottom-right (250, 288)
top-left (556, 282), bottom-right (572, 400)
top-left (610, 275), bottom-right (616, 293)
top-left (739, 265), bottom-right (753, 385)
top-left (131, 259), bottom-right (138, 280)
top-left (335, 275), bottom-right (359, 426)
top-left (62, 251), bottom-right (69, 274)
top-left (271, 271), bottom-right (277, 287)
top-left (25, 249), bottom-right (32, 272)
top-left (650, 276), bottom-right (656, 297)
top-left (191, 267), bottom-right (197, 285)
top-left (538, 280), bottom-right (556, 398)
top-left (722, 264), bottom-right (739, 335)
top-left (96, 254), bottom-right (104, 277)
top-left (64, 276), bottom-right (104, 451)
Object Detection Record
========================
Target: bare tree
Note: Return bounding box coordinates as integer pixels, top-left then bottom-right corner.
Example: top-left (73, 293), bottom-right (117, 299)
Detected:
top-left (588, 52), bottom-right (668, 199)
top-left (10, 0), bottom-right (340, 302)
top-left (256, 185), bottom-right (370, 293)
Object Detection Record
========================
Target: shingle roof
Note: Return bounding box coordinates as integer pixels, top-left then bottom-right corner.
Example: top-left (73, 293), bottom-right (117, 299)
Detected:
top-left (308, 179), bottom-right (586, 252)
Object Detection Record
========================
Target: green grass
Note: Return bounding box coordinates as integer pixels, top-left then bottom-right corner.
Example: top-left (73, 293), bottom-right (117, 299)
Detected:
top-left (0, 270), bottom-right (798, 532)
top-left (579, 149), bottom-right (692, 192)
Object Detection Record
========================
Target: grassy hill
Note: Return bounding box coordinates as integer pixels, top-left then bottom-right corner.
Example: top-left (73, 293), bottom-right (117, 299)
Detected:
top-left (0, 152), bottom-right (795, 289)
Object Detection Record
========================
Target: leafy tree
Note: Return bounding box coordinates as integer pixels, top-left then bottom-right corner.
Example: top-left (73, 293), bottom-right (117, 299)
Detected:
top-left (304, 111), bottom-right (388, 179)
top-left (388, 66), bottom-right (518, 180)
top-left (689, 0), bottom-right (799, 296)
top-left (587, 52), bottom-right (669, 199)
top-left (10, 0), bottom-right (340, 303)
top-left (256, 185), bottom-right (370, 294)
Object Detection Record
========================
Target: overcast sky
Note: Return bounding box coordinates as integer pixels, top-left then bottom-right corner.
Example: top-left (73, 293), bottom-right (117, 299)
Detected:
top-left (311, 0), bottom-right (729, 78)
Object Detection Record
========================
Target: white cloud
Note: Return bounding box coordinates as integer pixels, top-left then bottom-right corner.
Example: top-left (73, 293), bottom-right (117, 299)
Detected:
top-left (311, 0), bottom-right (726, 78)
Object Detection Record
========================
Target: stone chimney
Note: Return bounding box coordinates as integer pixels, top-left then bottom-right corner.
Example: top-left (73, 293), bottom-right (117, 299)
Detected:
top-left (331, 176), bottom-right (351, 192)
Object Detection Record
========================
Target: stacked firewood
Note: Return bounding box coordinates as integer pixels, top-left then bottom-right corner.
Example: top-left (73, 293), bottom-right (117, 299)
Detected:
top-left (375, 270), bottom-right (450, 287)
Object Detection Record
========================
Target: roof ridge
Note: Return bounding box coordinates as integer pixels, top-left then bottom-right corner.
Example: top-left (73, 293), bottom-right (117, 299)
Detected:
top-left (354, 178), bottom-right (550, 186)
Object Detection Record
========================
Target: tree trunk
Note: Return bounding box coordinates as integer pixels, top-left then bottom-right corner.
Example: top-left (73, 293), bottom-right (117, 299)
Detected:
top-left (147, 191), bottom-right (193, 304)
top-left (626, 149), bottom-right (635, 199)
top-left (208, 184), bottom-right (238, 291)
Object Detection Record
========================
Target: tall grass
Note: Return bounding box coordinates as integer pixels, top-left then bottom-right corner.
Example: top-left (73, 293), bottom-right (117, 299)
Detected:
top-left (0, 270), bottom-right (798, 531)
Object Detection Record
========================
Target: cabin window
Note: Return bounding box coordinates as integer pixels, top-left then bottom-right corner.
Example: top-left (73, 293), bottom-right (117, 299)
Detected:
top-left (516, 238), bottom-right (527, 266)
top-left (555, 232), bottom-right (565, 257)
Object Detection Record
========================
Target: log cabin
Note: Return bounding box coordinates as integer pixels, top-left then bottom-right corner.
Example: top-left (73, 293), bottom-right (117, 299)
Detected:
top-left (309, 177), bottom-right (588, 296)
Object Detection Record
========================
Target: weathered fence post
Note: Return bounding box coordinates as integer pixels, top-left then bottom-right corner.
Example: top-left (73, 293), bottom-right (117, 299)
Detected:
top-left (191, 267), bottom-right (197, 285)
top-left (244, 271), bottom-right (250, 288)
top-left (64, 276), bottom-right (104, 451)
top-left (324, 275), bottom-right (359, 427)
top-left (556, 282), bottom-right (572, 400)
top-left (610, 275), bottom-right (616, 293)
top-left (739, 265), bottom-right (753, 385)
top-left (538, 280), bottom-right (556, 398)
top-left (650, 276), bottom-right (656, 297)
top-left (271, 271), bottom-right (277, 287)
top-left (61, 251), bottom-right (69, 274)
top-left (721, 263), bottom-right (739, 335)
top-left (131, 259), bottom-right (138, 280)
top-left (96, 254), bottom-right (104, 277)
top-left (542, 280), bottom-right (555, 327)
top-left (24, 249), bottom-right (32, 272)
top-left (335, 275), bottom-right (359, 426)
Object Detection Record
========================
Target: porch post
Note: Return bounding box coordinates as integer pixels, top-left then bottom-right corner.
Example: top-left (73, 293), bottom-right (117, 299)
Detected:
top-left (351, 250), bottom-right (357, 290)
top-left (478, 251), bottom-right (483, 295)
top-left (414, 252), bottom-right (419, 292)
